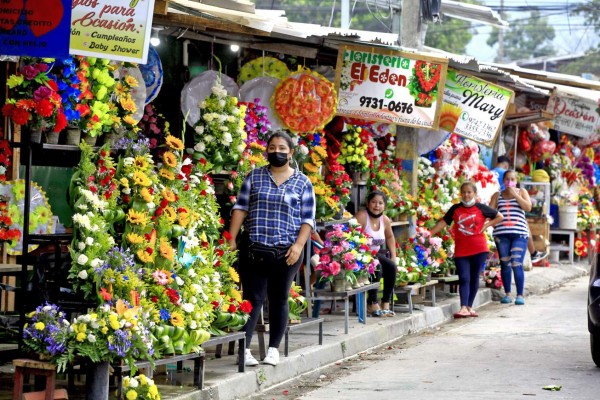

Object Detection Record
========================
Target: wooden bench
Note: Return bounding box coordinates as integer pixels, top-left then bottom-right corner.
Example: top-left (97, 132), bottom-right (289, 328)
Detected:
top-left (256, 317), bottom-right (324, 360)
top-left (311, 282), bottom-right (379, 334)
top-left (391, 280), bottom-right (439, 314)
top-left (182, 331), bottom-right (245, 373)
top-left (434, 275), bottom-right (459, 294)
top-left (112, 351), bottom-right (206, 398)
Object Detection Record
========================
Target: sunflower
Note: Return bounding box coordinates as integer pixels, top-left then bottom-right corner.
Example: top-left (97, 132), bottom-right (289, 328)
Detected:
top-left (230, 288), bottom-right (242, 303)
top-left (163, 206), bottom-right (177, 223)
top-left (159, 238), bottom-right (174, 261)
top-left (136, 248), bottom-right (154, 263)
top-left (250, 142), bottom-right (266, 152)
top-left (134, 155), bottom-right (150, 170)
top-left (170, 311), bottom-right (185, 327)
top-left (162, 151), bottom-right (178, 168)
top-left (119, 177), bottom-right (130, 188)
top-left (303, 163), bottom-right (319, 174)
top-left (127, 209), bottom-right (149, 227)
top-left (165, 135), bottom-right (184, 151)
top-left (140, 187), bottom-right (153, 203)
top-left (313, 145), bottom-right (328, 159)
top-left (228, 267), bottom-right (240, 283)
top-left (159, 168), bottom-right (175, 181)
top-left (132, 171), bottom-right (151, 187)
top-left (126, 232), bottom-right (144, 244)
top-left (161, 188), bottom-right (177, 202)
top-left (124, 75), bottom-right (138, 87)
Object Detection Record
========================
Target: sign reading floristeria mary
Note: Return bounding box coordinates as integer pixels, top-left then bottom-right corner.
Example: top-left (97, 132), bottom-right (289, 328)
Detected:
top-left (69, 0), bottom-right (156, 63)
top-left (334, 44), bottom-right (448, 130)
top-left (440, 69), bottom-right (514, 147)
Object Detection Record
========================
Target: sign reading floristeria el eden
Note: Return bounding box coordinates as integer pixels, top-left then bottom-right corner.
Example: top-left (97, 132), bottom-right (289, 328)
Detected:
top-left (440, 69), bottom-right (514, 147)
top-left (69, 0), bottom-right (155, 63)
top-left (334, 45), bottom-right (449, 130)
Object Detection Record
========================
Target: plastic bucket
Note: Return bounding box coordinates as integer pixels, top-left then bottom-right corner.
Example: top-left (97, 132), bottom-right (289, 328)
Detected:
top-left (549, 250), bottom-right (560, 263)
top-left (558, 206), bottom-right (578, 230)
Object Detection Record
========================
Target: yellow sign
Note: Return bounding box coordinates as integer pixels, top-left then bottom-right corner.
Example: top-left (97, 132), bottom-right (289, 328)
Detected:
top-left (69, 0), bottom-right (155, 63)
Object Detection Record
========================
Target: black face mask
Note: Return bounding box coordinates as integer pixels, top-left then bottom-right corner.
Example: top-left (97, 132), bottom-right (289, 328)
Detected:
top-left (366, 209), bottom-right (384, 219)
top-left (267, 152), bottom-right (289, 167)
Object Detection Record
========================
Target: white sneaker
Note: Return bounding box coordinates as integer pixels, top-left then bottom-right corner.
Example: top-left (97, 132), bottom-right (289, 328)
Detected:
top-left (262, 347), bottom-right (279, 366)
top-left (243, 349), bottom-right (259, 366)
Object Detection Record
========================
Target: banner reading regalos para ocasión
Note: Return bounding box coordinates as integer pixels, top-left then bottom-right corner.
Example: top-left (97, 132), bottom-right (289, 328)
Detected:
top-left (440, 69), bottom-right (514, 147)
top-left (69, 0), bottom-right (155, 63)
top-left (334, 44), bottom-right (448, 130)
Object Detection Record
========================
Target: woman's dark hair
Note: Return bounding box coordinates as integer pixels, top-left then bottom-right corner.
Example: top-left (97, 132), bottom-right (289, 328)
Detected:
top-left (503, 169), bottom-right (517, 182)
top-left (367, 190), bottom-right (387, 206)
top-left (267, 130), bottom-right (295, 150)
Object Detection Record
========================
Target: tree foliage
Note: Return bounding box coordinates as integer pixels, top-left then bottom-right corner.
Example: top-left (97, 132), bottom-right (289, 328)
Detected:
top-left (487, 10), bottom-right (555, 62)
top-left (574, 0), bottom-right (600, 33)
top-left (425, 18), bottom-right (473, 55)
top-left (557, 51), bottom-right (600, 77)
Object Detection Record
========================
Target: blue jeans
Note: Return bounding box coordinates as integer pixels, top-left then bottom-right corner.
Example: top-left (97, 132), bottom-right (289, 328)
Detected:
top-left (494, 234), bottom-right (528, 296)
top-left (454, 252), bottom-right (489, 308)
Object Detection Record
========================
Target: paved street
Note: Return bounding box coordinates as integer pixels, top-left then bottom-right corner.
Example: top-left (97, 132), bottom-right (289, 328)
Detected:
top-left (255, 276), bottom-right (600, 400)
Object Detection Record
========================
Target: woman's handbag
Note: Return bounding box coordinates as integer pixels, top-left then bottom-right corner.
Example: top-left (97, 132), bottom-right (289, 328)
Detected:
top-left (248, 242), bottom-right (289, 263)
top-left (377, 249), bottom-right (391, 259)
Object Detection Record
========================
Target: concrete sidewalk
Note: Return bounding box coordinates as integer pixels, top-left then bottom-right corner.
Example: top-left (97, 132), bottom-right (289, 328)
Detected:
top-left (0, 259), bottom-right (589, 400)
top-left (163, 259), bottom-right (589, 400)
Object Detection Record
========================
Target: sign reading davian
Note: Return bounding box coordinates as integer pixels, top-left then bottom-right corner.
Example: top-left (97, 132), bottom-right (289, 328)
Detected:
top-left (440, 69), bottom-right (514, 147)
top-left (546, 92), bottom-right (600, 138)
top-left (334, 45), bottom-right (448, 130)
top-left (69, 0), bottom-right (155, 63)
top-left (0, 0), bottom-right (72, 58)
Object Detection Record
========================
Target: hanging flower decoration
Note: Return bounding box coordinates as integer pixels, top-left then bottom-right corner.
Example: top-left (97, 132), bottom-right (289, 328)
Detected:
top-left (1, 57), bottom-right (67, 133)
top-left (76, 57), bottom-right (117, 137)
top-left (137, 103), bottom-right (171, 162)
top-left (51, 57), bottom-right (82, 126)
top-left (239, 97), bottom-right (271, 146)
top-left (0, 128), bottom-right (11, 183)
top-left (192, 79), bottom-right (247, 173)
top-left (237, 56), bottom-right (290, 86)
top-left (0, 194), bottom-right (21, 246)
top-left (339, 125), bottom-right (370, 173)
top-left (272, 69), bottom-right (337, 133)
top-left (324, 160), bottom-right (352, 208)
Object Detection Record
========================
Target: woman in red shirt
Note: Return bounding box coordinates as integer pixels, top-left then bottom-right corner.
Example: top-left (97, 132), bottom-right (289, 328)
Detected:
top-left (430, 182), bottom-right (503, 318)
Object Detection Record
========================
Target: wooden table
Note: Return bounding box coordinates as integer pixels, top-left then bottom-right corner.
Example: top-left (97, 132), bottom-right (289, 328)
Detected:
top-left (391, 280), bottom-right (439, 314)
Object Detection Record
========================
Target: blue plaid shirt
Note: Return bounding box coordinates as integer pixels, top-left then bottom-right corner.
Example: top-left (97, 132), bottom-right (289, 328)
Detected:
top-left (233, 166), bottom-right (315, 246)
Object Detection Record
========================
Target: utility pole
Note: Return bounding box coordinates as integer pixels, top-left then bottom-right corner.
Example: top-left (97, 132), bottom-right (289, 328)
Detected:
top-left (498, 0), bottom-right (504, 62)
top-left (341, 0), bottom-right (350, 29)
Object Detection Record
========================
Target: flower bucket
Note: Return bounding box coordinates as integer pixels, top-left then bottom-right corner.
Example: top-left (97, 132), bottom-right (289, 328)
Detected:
top-left (85, 361), bottom-right (109, 400)
top-left (27, 126), bottom-right (42, 143)
top-left (82, 134), bottom-right (97, 146)
top-left (45, 132), bottom-right (59, 144)
top-left (65, 127), bottom-right (81, 146)
top-left (332, 276), bottom-right (345, 292)
top-left (558, 205), bottom-right (578, 230)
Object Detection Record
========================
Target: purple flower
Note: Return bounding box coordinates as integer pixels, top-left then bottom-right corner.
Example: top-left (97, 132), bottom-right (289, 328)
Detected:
top-left (22, 65), bottom-right (40, 80)
top-left (33, 86), bottom-right (52, 101)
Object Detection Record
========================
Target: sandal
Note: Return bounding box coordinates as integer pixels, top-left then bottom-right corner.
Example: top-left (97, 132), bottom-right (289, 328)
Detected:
top-left (381, 309), bottom-right (395, 317)
top-left (371, 309), bottom-right (383, 317)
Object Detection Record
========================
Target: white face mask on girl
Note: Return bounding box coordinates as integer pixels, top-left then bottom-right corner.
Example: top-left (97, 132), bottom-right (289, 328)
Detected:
top-left (461, 199), bottom-right (476, 207)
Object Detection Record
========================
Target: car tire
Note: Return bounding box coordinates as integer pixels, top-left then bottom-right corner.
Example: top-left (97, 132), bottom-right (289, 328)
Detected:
top-left (591, 332), bottom-right (600, 367)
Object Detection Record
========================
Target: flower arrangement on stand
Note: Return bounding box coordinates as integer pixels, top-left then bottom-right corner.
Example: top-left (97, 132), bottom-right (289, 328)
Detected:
top-left (408, 60), bottom-right (442, 107)
top-left (577, 189), bottom-right (600, 230)
top-left (314, 220), bottom-right (379, 290)
top-left (2, 58), bottom-right (67, 137)
top-left (192, 79), bottom-right (247, 173)
top-left (222, 142), bottom-right (268, 205)
top-left (324, 160), bottom-right (352, 211)
top-left (0, 194), bottom-right (21, 247)
top-left (239, 97), bottom-right (271, 146)
top-left (338, 125), bottom-right (370, 174)
top-left (122, 374), bottom-right (161, 400)
top-left (483, 267), bottom-right (503, 289)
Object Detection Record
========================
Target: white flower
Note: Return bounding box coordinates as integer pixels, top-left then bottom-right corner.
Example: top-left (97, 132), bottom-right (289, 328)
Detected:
top-left (78, 242), bottom-right (86, 250)
top-left (90, 258), bottom-right (103, 268)
top-left (42, 305), bottom-right (52, 312)
top-left (107, 236), bottom-right (115, 246)
top-left (87, 334), bottom-right (96, 343)
top-left (194, 125), bottom-right (205, 134)
top-left (187, 268), bottom-right (197, 278)
top-left (123, 157), bottom-right (134, 166)
top-left (193, 142), bottom-right (206, 152)
top-left (72, 214), bottom-right (91, 230)
top-left (204, 114), bottom-right (214, 122)
top-left (222, 132), bottom-right (233, 144)
top-left (77, 254), bottom-right (89, 266)
top-left (190, 320), bottom-right (197, 329)
top-left (85, 237), bottom-right (94, 245)
top-left (78, 269), bottom-right (88, 279)
top-left (218, 99), bottom-right (226, 108)
top-left (204, 135), bottom-right (214, 142)
top-left (175, 276), bottom-right (184, 286)
top-left (182, 303), bottom-right (194, 313)
top-left (128, 377), bottom-right (139, 388)
top-left (236, 143), bottom-right (245, 153)
top-left (190, 296), bottom-right (197, 304)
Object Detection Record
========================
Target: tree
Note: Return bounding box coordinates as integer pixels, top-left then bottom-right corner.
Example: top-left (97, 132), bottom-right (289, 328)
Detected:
top-left (425, 18), bottom-right (473, 55)
top-left (574, 0), bottom-right (600, 33)
top-left (487, 9), bottom-right (555, 62)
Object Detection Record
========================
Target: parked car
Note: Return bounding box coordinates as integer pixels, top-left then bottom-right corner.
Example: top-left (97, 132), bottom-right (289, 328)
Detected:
top-left (589, 252), bottom-right (600, 367)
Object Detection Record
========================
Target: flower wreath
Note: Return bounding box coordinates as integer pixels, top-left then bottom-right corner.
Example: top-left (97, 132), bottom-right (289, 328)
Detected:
top-left (272, 69), bottom-right (337, 133)
top-left (237, 56), bottom-right (290, 86)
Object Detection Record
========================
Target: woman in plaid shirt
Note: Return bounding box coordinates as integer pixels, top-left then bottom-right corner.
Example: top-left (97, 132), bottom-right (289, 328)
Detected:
top-left (228, 131), bottom-right (316, 367)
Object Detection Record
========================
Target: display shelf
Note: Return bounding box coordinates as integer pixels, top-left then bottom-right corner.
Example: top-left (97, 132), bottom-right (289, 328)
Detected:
top-left (390, 220), bottom-right (409, 227)
top-left (520, 181), bottom-right (550, 217)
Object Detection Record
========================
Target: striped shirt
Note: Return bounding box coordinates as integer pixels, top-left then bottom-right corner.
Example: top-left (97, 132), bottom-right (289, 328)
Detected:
top-left (493, 192), bottom-right (529, 237)
top-left (233, 166), bottom-right (316, 246)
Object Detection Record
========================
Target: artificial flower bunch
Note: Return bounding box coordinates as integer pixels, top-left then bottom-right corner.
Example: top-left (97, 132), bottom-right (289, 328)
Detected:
top-left (416, 156), bottom-right (461, 229)
top-left (546, 153), bottom-right (581, 207)
top-left (408, 60), bottom-right (442, 108)
top-left (68, 143), bottom-right (121, 298)
top-left (288, 281), bottom-right (308, 322)
top-left (483, 267), bottom-right (503, 289)
top-left (239, 97), bottom-right (271, 146)
top-left (338, 125), bottom-right (370, 173)
top-left (407, 227), bottom-right (444, 276)
top-left (112, 64), bottom-right (141, 134)
top-left (395, 244), bottom-right (426, 285)
top-left (76, 57), bottom-right (117, 138)
top-left (192, 79), bottom-right (247, 173)
top-left (137, 104), bottom-right (171, 160)
top-left (51, 57), bottom-right (83, 126)
top-left (0, 128), bottom-right (11, 182)
top-left (223, 142), bottom-right (268, 205)
top-left (577, 189), bottom-right (600, 230)
top-left (575, 236), bottom-right (589, 258)
top-left (22, 303), bottom-right (72, 372)
top-left (295, 131), bottom-right (324, 167)
top-left (2, 57), bottom-right (67, 133)
top-left (314, 219), bottom-right (379, 285)
top-left (324, 159), bottom-right (352, 209)
top-left (122, 374), bottom-right (161, 400)
top-left (0, 194), bottom-right (21, 246)
top-left (368, 155), bottom-right (414, 220)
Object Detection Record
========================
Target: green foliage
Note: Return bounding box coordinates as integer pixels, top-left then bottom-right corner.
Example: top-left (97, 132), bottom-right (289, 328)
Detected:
top-left (487, 10), bottom-right (555, 62)
top-left (557, 50), bottom-right (600, 77)
top-left (425, 19), bottom-right (473, 54)
top-left (574, 0), bottom-right (600, 33)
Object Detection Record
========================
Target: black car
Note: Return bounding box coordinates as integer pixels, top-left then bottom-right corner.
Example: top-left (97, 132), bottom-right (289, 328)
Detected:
top-left (589, 252), bottom-right (600, 367)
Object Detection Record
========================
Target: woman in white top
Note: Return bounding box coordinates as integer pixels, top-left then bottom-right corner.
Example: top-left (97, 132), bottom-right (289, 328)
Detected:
top-left (355, 190), bottom-right (398, 317)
